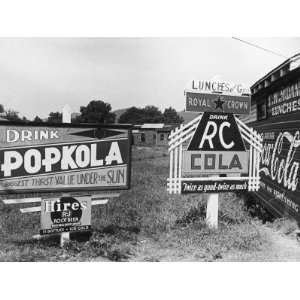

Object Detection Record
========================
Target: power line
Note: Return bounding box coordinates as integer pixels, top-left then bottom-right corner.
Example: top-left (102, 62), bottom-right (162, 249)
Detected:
top-left (232, 37), bottom-right (289, 59)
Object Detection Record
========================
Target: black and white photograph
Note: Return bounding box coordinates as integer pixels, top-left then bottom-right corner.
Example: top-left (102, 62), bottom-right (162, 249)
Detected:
top-left (1, 36), bottom-right (300, 263)
top-left (0, 1), bottom-right (300, 300)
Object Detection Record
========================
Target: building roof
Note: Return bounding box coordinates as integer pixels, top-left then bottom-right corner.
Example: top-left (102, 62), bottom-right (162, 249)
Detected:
top-left (140, 123), bottom-right (165, 129)
top-left (133, 123), bottom-right (178, 132)
top-left (251, 52), bottom-right (300, 95)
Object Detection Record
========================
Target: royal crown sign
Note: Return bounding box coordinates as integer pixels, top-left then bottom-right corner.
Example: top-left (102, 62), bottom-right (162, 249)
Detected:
top-left (0, 121), bottom-right (131, 194)
top-left (185, 91), bottom-right (251, 115)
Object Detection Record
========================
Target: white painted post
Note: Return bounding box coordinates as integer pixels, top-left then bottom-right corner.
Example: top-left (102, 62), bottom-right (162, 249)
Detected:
top-left (62, 104), bottom-right (72, 123)
top-left (60, 232), bottom-right (70, 248)
top-left (206, 175), bottom-right (219, 229)
top-left (206, 194), bottom-right (219, 229)
top-left (60, 105), bottom-right (72, 247)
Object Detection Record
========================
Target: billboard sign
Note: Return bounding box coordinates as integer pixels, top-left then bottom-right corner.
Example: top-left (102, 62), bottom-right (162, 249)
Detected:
top-left (0, 122), bottom-right (131, 194)
top-left (181, 112), bottom-right (249, 191)
top-left (255, 124), bottom-right (300, 219)
top-left (267, 78), bottom-right (300, 118)
top-left (168, 84), bottom-right (262, 195)
top-left (40, 195), bottom-right (91, 235)
top-left (185, 91), bottom-right (251, 115)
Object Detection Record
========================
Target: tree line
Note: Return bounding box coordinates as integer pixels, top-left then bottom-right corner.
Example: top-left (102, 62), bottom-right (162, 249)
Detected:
top-left (0, 100), bottom-right (184, 125)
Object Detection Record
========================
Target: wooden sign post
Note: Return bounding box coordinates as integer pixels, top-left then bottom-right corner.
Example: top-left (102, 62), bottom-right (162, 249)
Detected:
top-left (62, 104), bottom-right (72, 123)
top-left (206, 175), bottom-right (219, 229)
top-left (61, 105), bottom-right (72, 246)
top-left (167, 84), bottom-right (262, 230)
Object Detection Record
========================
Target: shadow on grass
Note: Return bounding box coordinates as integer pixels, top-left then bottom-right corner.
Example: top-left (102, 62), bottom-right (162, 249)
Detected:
top-left (11, 224), bottom-right (140, 246)
top-left (7, 224), bottom-right (140, 262)
top-left (99, 224), bottom-right (140, 235)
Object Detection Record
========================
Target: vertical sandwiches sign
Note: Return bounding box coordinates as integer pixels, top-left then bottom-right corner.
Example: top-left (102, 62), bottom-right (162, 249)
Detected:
top-left (0, 122), bottom-right (131, 194)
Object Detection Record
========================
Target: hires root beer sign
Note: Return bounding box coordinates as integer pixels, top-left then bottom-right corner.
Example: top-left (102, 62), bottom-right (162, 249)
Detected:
top-left (40, 196), bottom-right (92, 235)
top-left (0, 122), bottom-right (131, 194)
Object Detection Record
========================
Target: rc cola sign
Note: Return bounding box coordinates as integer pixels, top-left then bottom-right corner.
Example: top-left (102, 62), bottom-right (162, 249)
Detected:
top-left (182, 112), bottom-right (249, 176)
top-left (168, 83), bottom-right (261, 195)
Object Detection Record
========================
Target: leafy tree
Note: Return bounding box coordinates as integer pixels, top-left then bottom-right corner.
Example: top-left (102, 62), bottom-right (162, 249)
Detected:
top-left (78, 100), bottom-right (115, 123)
top-left (33, 116), bottom-right (43, 123)
top-left (118, 106), bottom-right (164, 124)
top-left (48, 112), bottom-right (62, 123)
top-left (163, 107), bottom-right (184, 124)
top-left (21, 116), bottom-right (29, 123)
top-left (0, 105), bottom-right (29, 122)
top-left (5, 110), bottom-right (22, 122)
top-left (142, 106), bottom-right (164, 123)
top-left (118, 105), bottom-right (183, 124)
top-left (118, 107), bottom-right (145, 124)
top-left (71, 115), bottom-right (82, 124)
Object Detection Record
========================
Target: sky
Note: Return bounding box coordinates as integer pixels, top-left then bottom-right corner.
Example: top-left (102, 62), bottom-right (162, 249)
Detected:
top-left (0, 37), bottom-right (299, 120)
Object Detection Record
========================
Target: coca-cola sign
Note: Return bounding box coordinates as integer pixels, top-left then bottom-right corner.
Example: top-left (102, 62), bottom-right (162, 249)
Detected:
top-left (260, 130), bottom-right (300, 192)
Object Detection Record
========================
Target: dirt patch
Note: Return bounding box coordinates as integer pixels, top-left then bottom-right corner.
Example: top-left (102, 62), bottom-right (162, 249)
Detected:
top-left (221, 222), bottom-right (300, 261)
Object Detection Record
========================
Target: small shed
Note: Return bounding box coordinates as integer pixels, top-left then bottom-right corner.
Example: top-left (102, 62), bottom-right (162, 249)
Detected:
top-left (132, 123), bottom-right (177, 146)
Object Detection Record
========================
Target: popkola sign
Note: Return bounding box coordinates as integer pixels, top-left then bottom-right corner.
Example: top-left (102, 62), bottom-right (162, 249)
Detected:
top-left (0, 121), bottom-right (131, 194)
top-left (0, 141), bottom-right (125, 177)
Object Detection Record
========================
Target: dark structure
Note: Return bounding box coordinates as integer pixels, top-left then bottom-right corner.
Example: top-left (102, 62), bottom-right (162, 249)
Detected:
top-left (247, 53), bottom-right (300, 222)
top-left (132, 123), bottom-right (177, 146)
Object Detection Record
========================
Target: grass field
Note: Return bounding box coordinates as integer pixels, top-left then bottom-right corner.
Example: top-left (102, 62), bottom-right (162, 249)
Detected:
top-left (0, 146), bottom-right (266, 261)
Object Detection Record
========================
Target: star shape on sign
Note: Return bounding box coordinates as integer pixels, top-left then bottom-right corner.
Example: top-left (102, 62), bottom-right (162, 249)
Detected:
top-left (214, 96), bottom-right (225, 110)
